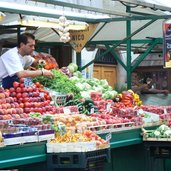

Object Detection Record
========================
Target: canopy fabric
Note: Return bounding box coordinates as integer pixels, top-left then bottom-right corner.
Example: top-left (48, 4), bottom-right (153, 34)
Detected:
top-left (0, 0), bottom-right (171, 50)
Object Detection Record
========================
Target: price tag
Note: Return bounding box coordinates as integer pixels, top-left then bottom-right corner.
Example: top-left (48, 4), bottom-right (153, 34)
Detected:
top-left (106, 103), bottom-right (112, 112)
top-left (90, 108), bottom-right (94, 114)
top-left (105, 132), bottom-right (112, 142)
top-left (39, 92), bottom-right (44, 97)
top-left (63, 107), bottom-right (71, 114)
top-left (24, 77), bottom-right (34, 87)
top-left (164, 108), bottom-right (167, 114)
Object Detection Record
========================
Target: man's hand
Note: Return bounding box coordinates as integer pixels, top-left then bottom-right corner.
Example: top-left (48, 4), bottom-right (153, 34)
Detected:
top-left (42, 69), bottom-right (54, 78)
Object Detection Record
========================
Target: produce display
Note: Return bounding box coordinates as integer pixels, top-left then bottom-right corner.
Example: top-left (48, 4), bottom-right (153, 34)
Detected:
top-left (33, 52), bottom-right (59, 70)
top-left (142, 124), bottom-right (171, 140)
top-left (0, 62), bottom-right (170, 153)
top-left (47, 130), bottom-right (109, 153)
top-left (32, 69), bottom-right (81, 100)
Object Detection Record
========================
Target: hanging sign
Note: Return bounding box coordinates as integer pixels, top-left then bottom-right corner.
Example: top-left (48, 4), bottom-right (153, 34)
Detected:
top-left (163, 19), bottom-right (171, 68)
top-left (69, 23), bottom-right (98, 53)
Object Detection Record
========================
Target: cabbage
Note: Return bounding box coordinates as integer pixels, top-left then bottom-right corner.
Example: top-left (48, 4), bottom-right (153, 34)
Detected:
top-left (70, 76), bottom-right (79, 82)
top-left (67, 65), bottom-right (75, 73)
top-left (75, 82), bottom-right (85, 91)
top-left (68, 63), bottom-right (78, 72)
top-left (80, 91), bottom-right (90, 99)
top-left (100, 79), bottom-right (108, 86)
top-left (82, 83), bottom-right (91, 90)
top-left (102, 90), bottom-right (118, 99)
top-left (73, 71), bottom-right (82, 78)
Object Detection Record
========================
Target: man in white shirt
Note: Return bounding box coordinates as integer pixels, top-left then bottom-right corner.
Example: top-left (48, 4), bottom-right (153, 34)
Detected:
top-left (0, 33), bottom-right (54, 88)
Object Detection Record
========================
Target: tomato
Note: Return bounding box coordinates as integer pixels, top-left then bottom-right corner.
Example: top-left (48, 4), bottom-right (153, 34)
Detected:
top-left (35, 82), bottom-right (40, 88)
top-left (16, 93), bottom-right (22, 99)
top-left (13, 81), bottom-right (20, 88)
top-left (16, 87), bottom-right (22, 93)
top-left (20, 83), bottom-right (24, 88)
top-left (19, 78), bottom-right (24, 83)
top-left (27, 87), bottom-right (33, 92)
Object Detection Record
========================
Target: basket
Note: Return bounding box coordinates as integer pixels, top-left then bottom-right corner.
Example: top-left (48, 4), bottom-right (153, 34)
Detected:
top-left (54, 94), bottom-right (67, 106)
top-left (47, 89), bottom-right (67, 106)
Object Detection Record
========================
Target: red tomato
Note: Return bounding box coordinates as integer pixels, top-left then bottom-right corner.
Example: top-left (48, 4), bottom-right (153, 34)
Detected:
top-left (35, 82), bottom-right (40, 88)
top-left (13, 81), bottom-right (20, 88)
top-left (16, 87), bottom-right (22, 93)
top-left (19, 78), bottom-right (24, 83)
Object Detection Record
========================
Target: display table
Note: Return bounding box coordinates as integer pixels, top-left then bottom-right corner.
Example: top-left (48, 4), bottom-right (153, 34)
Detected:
top-left (143, 140), bottom-right (171, 171)
top-left (0, 126), bottom-right (169, 171)
top-left (0, 142), bottom-right (46, 169)
top-left (140, 93), bottom-right (171, 106)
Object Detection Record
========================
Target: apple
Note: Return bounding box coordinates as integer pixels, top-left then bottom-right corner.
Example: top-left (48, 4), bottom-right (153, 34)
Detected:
top-left (22, 87), bottom-right (27, 93)
top-left (27, 87), bottom-right (33, 92)
top-left (11, 108), bottom-right (17, 114)
top-left (10, 92), bottom-right (16, 97)
top-left (24, 102), bottom-right (31, 108)
top-left (22, 92), bottom-right (28, 98)
top-left (4, 92), bottom-right (9, 98)
top-left (6, 103), bottom-right (11, 109)
top-left (0, 109), bottom-right (4, 115)
top-left (9, 87), bottom-right (15, 93)
top-left (24, 108), bottom-right (31, 113)
top-left (19, 103), bottom-right (24, 108)
top-left (0, 87), bottom-right (4, 93)
top-left (2, 104), bottom-right (7, 109)
top-left (0, 93), bottom-right (5, 99)
top-left (20, 83), bottom-right (24, 88)
top-left (6, 108), bottom-right (12, 114)
top-left (3, 109), bottom-right (7, 115)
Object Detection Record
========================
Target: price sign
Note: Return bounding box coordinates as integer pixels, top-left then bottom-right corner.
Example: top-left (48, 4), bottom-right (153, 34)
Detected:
top-left (106, 132), bottom-right (112, 142)
top-left (24, 77), bottom-right (34, 87)
top-left (63, 107), bottom-right (71, 114)
top-left (69, 23), bottom-right (98, 52)
top-left (106, 103), bottom-right (112, 112)
top-left (90, 108), bottom-right (94, 114)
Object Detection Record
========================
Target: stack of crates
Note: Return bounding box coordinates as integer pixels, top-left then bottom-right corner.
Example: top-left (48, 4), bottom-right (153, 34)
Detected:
top-left (47, 148), bottom-right (110, 171)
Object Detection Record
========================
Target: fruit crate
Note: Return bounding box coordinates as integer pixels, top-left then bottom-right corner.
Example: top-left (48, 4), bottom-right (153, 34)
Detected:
top-left (47, 148), bottom-right (110, 170)
top-left (144, 140), bottom-right (171, 158)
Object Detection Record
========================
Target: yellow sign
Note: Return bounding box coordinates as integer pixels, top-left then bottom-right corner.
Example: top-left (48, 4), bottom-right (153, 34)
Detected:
top-left (69, 23), bottom-right (98, 53)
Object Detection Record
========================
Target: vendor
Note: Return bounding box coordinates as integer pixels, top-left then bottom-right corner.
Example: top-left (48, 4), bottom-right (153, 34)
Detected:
top-left (0, 33), bottom-right (54, 89)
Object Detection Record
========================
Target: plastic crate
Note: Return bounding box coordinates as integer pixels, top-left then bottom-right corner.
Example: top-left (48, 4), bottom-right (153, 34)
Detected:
top-left (54, 94), bottom-right (67, 106)
top-left (48, 89), bottom-right (67, 105)
top-left (47, 148), bottom-right (110, 169)
top-left (144, 141), bottom-right (171, 158)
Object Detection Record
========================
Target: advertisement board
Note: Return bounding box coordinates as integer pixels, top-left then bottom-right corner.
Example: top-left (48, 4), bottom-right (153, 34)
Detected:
top-left (163, 19), bottom-right (171, 68)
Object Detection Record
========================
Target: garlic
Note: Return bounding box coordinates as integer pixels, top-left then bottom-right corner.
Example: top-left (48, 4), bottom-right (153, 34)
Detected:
top-left (57, 15), bottom-right (70, 43)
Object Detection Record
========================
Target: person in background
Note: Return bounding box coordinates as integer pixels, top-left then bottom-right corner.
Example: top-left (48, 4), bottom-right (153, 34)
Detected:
top-left (141, 77), bottom-right (169, 95)
top-left (0, 33), bottom-right (54, 89)
top-left (131, 72), bottom-right (149, 94)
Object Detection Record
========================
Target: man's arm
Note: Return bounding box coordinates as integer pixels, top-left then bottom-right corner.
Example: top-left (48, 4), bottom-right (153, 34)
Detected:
top-left (16, 69), bottom-right (54, 78)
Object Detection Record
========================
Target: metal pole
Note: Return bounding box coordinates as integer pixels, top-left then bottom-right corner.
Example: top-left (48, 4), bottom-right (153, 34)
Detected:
top-left (76, 52), bottom-right (81, 71)
top-left (126, 6), bottom-right (132, 89)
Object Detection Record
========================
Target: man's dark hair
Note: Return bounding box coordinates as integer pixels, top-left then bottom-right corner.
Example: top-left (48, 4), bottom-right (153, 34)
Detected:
top-left (17, 33), bottom-right (35, 47)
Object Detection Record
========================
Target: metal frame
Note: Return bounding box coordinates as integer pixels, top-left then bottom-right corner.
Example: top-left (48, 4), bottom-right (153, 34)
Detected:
top-left (0, 0), bottom-right (170, 89)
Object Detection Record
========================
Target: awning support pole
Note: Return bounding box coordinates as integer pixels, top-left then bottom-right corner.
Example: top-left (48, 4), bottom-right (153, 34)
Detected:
top-left (131, 39), bottom-right (159, 72)
top-left (126, 6), bottom-right (132, 89)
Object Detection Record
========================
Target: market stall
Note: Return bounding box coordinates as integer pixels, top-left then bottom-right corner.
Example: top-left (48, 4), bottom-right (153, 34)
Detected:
top-left (1, 1), bottom-right (171, 171)
top-left (0, 71), bottom-right (170, 171)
